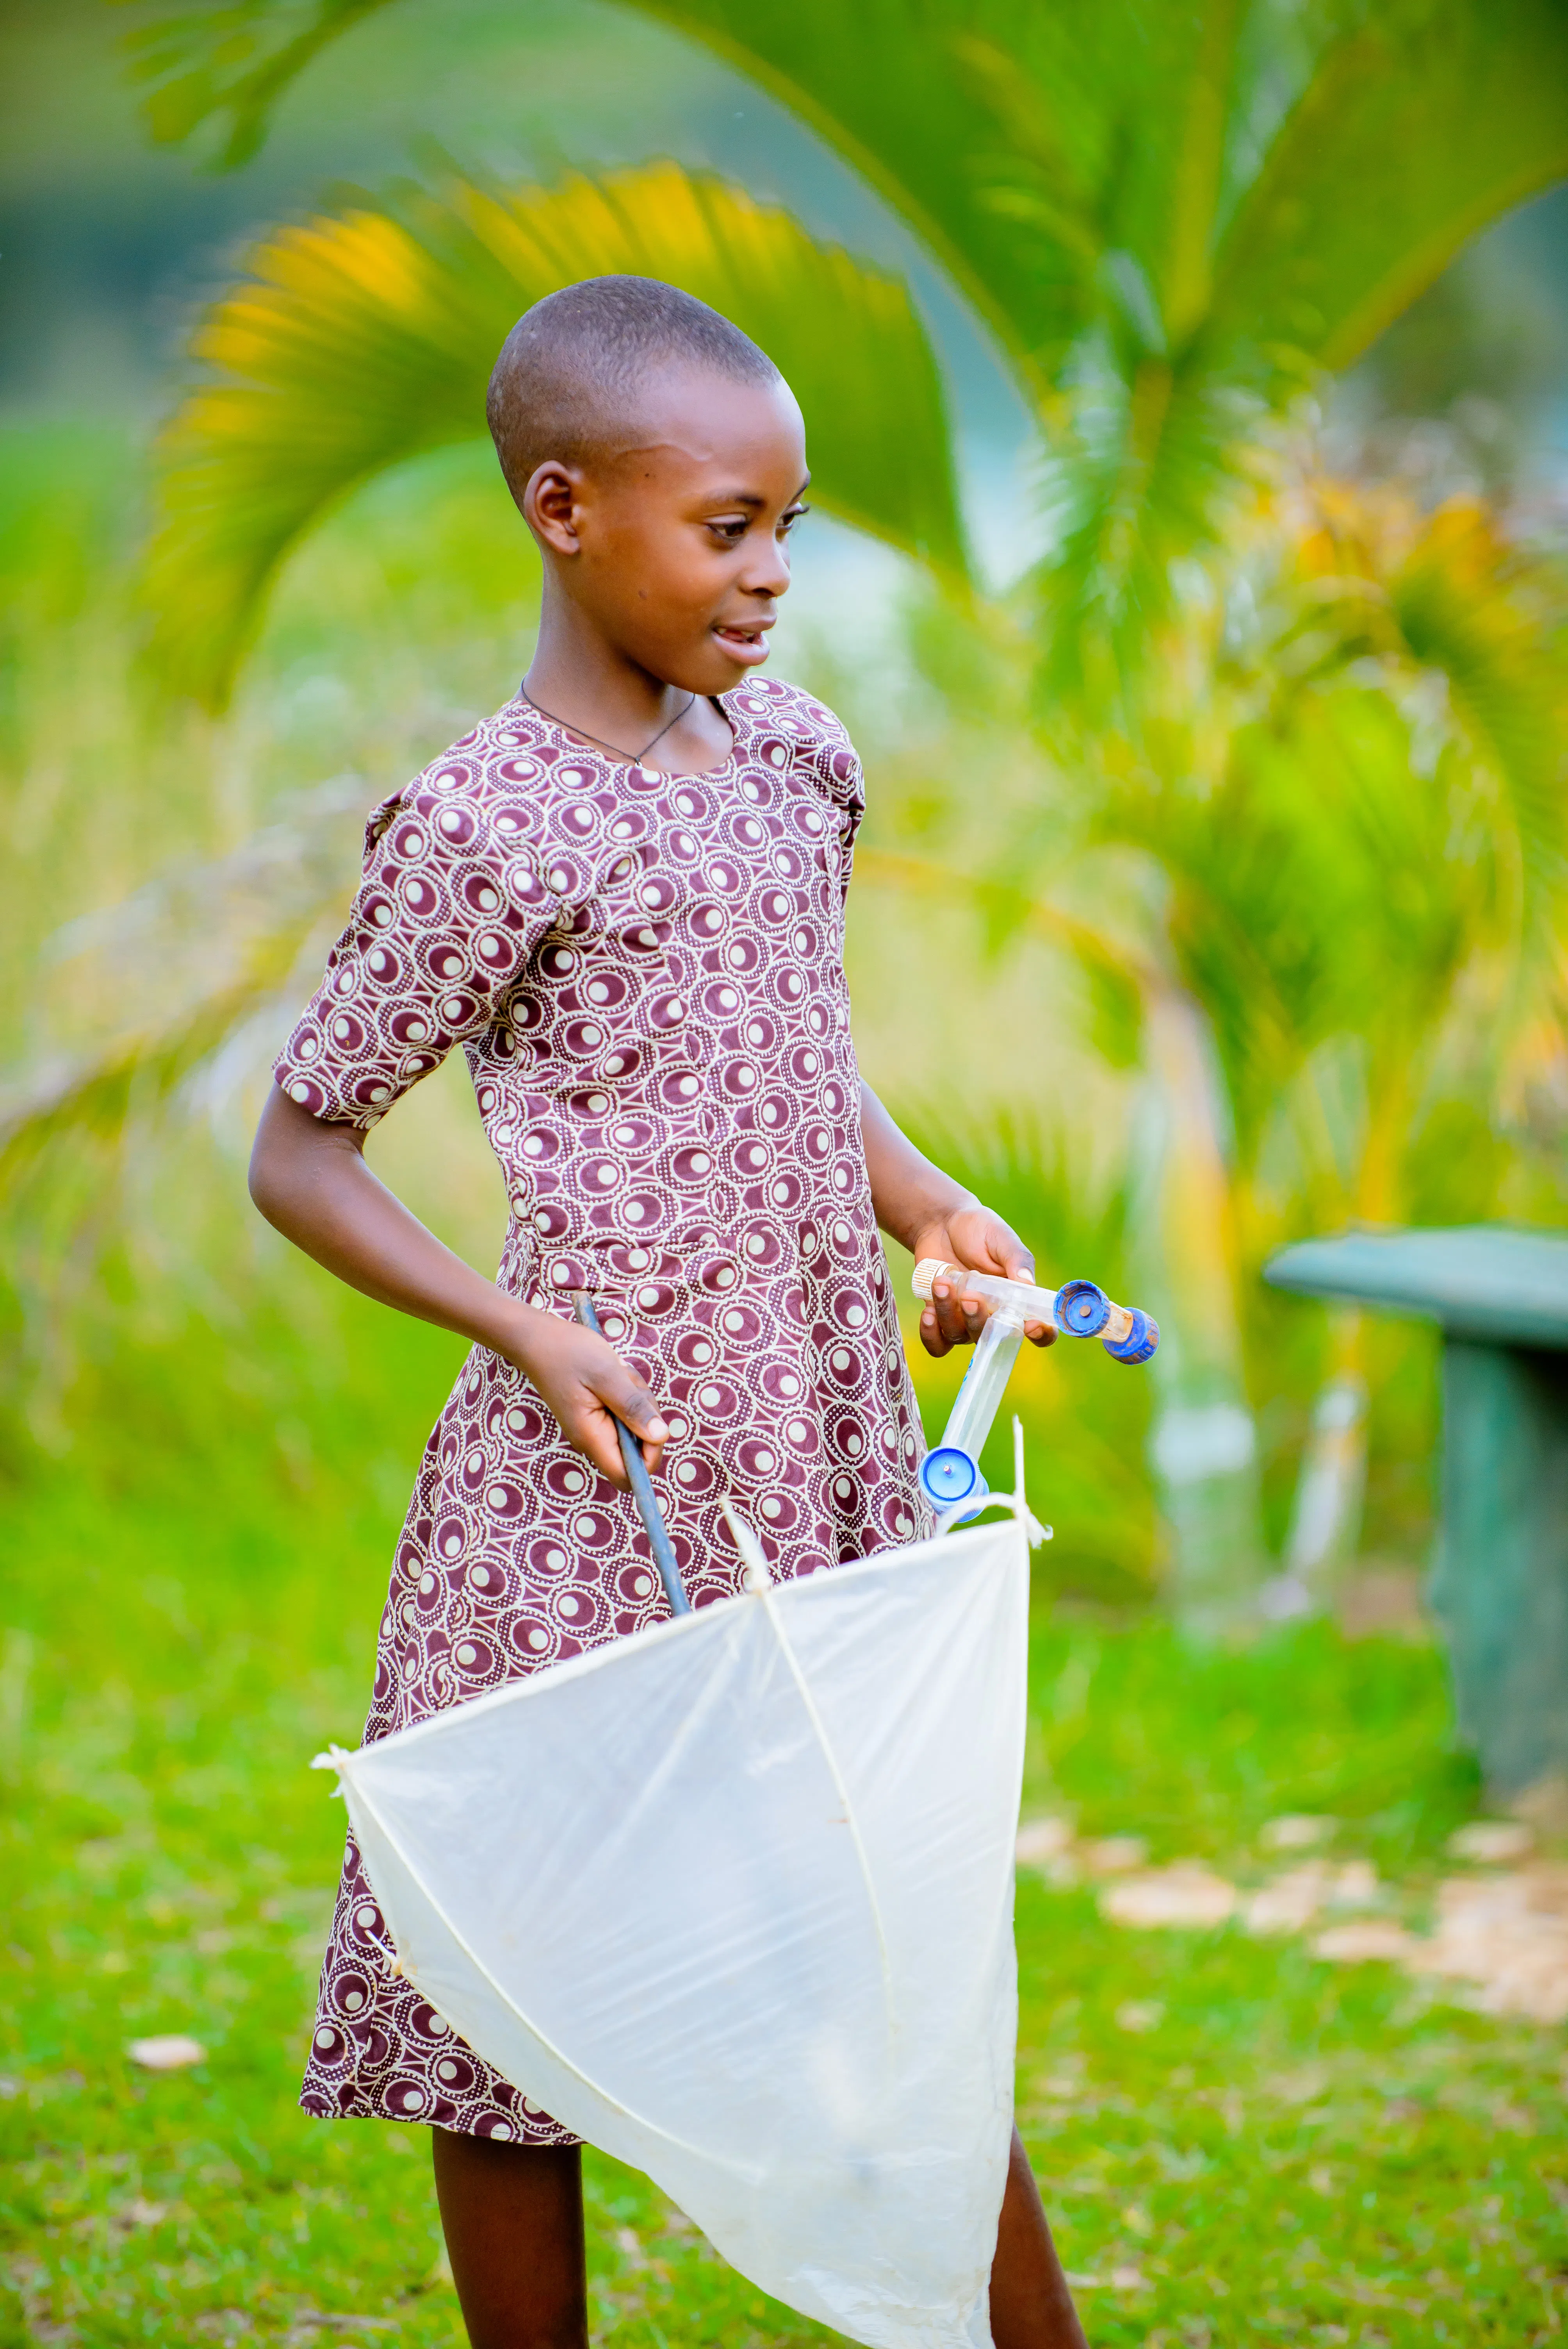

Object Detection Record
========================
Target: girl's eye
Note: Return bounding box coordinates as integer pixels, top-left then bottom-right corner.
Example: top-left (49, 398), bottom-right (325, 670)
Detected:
top-left (780, 505), bottom-right (809, 536)
top-left (709, 519), bottom-right (748, 543)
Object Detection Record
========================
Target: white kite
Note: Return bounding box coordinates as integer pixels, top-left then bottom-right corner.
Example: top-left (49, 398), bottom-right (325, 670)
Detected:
top-left (316, 1472), bottom-right (1044, 2349)
top-left (313, 1265), bottom-right (1153, 2346)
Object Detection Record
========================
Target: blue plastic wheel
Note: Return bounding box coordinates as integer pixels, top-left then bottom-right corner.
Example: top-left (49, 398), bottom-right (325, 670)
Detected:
top-left (1055, 1278), bottom-right (1111, 1338)
top-left (919, 1445), bottom-right (985, 1508)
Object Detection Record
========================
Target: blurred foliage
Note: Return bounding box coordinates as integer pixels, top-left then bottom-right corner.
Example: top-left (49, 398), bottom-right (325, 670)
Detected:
top-left (0, 422), bottom-right (525, 1445)
top-left (129, 0), bottom-right (1568, 703)
top-left (3, 2), bottom-right (1565, 1620)
top-left (149, 160), bottom-right (966, 706)
top-left (1089, 474), bottom-right (1568, 1236)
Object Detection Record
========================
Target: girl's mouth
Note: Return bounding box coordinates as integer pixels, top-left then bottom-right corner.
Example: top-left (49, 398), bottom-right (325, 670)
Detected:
top-left (712, 621), bottom-right (772, 665)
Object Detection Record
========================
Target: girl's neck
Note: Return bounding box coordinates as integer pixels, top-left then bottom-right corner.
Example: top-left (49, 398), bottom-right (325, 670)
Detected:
top-left (523, 598), bottom-right (686, 761)
top-left (522, 595), bottom-right (734, 776)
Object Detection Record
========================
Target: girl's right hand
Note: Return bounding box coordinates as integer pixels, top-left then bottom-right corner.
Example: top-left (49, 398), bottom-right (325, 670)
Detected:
top-left (505, 1309), bottom-right (670, 1490)
top-left (247, 1090), bottom-right (667, 1491)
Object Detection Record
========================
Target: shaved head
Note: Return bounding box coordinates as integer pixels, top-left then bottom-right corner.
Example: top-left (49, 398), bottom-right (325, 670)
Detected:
top-left (486, 275), bottom-right (782, 506)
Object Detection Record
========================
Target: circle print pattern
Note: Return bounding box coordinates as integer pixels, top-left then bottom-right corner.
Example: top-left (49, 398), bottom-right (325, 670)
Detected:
top-left (279, 676), bottom-right (931, 2142)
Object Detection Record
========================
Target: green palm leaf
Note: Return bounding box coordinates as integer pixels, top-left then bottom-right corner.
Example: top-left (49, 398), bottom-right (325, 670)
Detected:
top-left (147, 161), bottom-right (966, 708)
top-left (118, 0), bottom-right (395, 167)
top-left (1387, 502), bottom-right (1568, 943)
top-left (127, 2), bottom-right (1568, 383)
top-left (1209, 2), bottom-right (1568, 375)
top-left (127, 0), bottom-right (1568, 700)
top-left (1096, 485), bottom-right (1568, 1187)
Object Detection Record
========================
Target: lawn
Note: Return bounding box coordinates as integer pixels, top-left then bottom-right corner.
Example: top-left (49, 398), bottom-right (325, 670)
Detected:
top-left (3, 1310), bottom-right (1565, 2347)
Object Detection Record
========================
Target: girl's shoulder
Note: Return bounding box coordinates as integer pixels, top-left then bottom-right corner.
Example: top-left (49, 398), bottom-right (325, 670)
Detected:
top-left (360, 694), bottom-right (632, 865)
top-left (389, 691), bottom-right (591, 803)
top-left (725, 674), bottom-right (862, 816)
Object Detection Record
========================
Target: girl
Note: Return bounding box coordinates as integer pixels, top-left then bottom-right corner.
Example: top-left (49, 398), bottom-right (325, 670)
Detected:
top-left (251, 273), bottom-right (1084, 2349)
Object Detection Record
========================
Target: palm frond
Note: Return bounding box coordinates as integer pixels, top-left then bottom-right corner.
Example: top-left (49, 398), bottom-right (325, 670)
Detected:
top-left (118, 0), bottom-right (395, 168)
top-left (1387, 502), bottom-right (1568, 946)
top-left (127, 0), bottom-right (1568, 713)
top-left (1092, 474), bottom-right (1568, 1191)
top-left (1210, 0), bottom-right (1568, 376)
top-left (146, 161), bottom-right (967, 708)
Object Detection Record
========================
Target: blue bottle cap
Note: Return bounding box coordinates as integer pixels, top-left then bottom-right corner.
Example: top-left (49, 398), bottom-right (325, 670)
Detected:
top-left (1055, 1278), bottom-right (1111, 1337)
top-left (1103, 1308), bottom-right (1159, 1364)
top-left (919, 1445), bottom-right (985, 1507)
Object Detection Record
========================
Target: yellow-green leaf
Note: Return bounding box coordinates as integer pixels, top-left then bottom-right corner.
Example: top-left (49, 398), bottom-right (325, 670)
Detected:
top-left (147, 161), bottom-right (966, 707)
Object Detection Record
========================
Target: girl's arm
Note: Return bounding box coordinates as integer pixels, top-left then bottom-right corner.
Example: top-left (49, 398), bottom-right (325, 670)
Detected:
top-left (859, 1083), bottom-right (1054, 1356)
top-left (248, 1085), bottom-right (668, 1489)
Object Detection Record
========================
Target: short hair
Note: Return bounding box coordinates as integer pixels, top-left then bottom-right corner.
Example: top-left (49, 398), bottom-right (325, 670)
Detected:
top-left (486, 275), bottom-right (781, 506)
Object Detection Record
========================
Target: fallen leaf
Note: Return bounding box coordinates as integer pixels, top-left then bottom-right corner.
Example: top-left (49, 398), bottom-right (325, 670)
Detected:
top-left (1103, 1866), bottom-right (1237, 1929)
top-left (1260, 1814), bottom-right (1335, 1852)
top-left (1115, 2000), bottom-right (1165, 2033)
top-left (117, 2196), bottom-right (167, 2228)
top-left (1311, 1921), bottom-right (1414, 1963)
top-left (1244, 1864), bottom-right (1334, 1934)
top-left (1083, 1836), bottom-right (1148, 1876)
top-left (1015, 1816), bottom-right (1075, 1865)
top-left (1448, 1821), bottom-right (1534, 1865)
top-left (126, 2034), bottom-right (206, 2071)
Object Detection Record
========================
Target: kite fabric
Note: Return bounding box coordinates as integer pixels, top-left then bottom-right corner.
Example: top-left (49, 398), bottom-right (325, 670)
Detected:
top-left (315, 1498), bottom-right (1038, 2349)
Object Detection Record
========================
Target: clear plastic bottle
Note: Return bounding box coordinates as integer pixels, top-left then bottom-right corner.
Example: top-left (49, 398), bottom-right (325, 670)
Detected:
top-left (912, 1260), bottom-right (1158, 1518)
top-left (942, 1306), bottom-right (1027, 1463)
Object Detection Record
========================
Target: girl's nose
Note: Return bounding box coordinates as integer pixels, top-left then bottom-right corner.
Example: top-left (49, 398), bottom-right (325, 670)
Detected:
top-left (743, 536), bottom-right (791, 599)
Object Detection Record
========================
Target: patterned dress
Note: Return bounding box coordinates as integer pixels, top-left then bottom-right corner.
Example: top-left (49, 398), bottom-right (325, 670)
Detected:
top-left (276, 674), bottom-right (932, 2140)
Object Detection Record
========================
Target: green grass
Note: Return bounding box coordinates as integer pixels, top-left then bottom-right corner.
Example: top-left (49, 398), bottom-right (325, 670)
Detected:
top-left (3, 1372), bottom-right (1566, 2348)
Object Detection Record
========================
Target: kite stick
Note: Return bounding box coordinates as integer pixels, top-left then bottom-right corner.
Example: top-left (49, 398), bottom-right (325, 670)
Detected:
top-left (569, 1290), bottom-right (691, 1616)
top-left (315, 1751), bottom-right (743, 2169)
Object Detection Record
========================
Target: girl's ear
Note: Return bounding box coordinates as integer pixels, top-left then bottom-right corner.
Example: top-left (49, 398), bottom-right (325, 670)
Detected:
top-left (522, 460), bottom-right (583, 555)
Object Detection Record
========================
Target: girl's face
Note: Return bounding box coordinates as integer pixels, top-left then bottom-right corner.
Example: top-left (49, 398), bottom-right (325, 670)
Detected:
top-left (523, 370), bottom-right (811, 694)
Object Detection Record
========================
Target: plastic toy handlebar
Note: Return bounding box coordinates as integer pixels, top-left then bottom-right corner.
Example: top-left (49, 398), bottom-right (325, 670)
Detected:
top-left (911, 1261), bottom-right (1158, 1522)
top-left (911, 1261), bottom-right (1158, 1363)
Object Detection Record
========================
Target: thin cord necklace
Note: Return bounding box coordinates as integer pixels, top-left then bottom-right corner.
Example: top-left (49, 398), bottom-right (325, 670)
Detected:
top-left (519, 681), bottom-right (696, 768)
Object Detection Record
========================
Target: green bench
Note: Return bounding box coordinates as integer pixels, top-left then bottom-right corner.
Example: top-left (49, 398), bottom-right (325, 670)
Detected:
top-left (1265, 1226), bottom-right (1568, 1797)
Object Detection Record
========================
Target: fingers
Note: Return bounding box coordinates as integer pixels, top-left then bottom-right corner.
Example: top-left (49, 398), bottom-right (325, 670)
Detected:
top-left (603, 1370), bottom-right (669, 1475)
top-left (572, 1367), bottom-right (668, 1488)
top-left (919, 1274), bottom-right (985, 1357)
top-left (988, 1222), bottom-right (1036, 1285)
top-left (945, 1202), bottom-right (1035, 1283)
top-left (566, 1402), bottom-right (634, 1489)
top-left (527, 1322), bottom-right (669, 1488)
top-left (1023, 1317), bottom-right (1057, 1349)
top-left (560, 1388), bottom-right (668, 1489)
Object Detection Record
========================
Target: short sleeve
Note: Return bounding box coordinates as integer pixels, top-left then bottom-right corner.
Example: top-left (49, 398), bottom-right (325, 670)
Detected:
top-left (274, 779), bottom-right (556, 1129)
top-left (791, 693), bottom-right (864, 905)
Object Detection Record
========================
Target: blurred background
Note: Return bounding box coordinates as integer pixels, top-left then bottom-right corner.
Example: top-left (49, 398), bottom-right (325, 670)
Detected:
top-left (4, 4), bottom-right (1568, 2341)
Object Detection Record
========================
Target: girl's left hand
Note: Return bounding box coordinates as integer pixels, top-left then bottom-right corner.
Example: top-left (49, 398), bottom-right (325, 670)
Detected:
top-left (911, 1203), bottom-right (1057, 1358)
